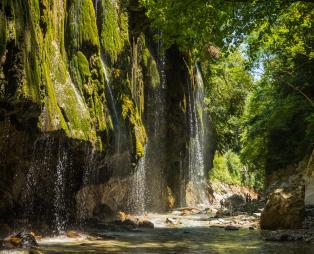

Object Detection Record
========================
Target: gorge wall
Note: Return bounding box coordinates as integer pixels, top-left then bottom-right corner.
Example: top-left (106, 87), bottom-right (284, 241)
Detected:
top-left (0, 0), bottom-right (212, 229)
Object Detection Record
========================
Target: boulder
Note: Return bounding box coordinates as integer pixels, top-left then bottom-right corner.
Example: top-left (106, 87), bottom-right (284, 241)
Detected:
top-left (3, 231), bottom-right (37, 248)
top-left (224, 194), bottom-right (245, 207)
top-left (138, 220), bottom-right (154, 229)
top-left (260, 184), bottom-right (305, 230)
top-left (66, 230), bottom-right (81, 238)
top-left (123, 219), bottom-right (139, 228)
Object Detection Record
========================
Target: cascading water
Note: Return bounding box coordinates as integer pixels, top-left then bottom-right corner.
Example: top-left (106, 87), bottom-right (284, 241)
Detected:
top-left (185, 63), bottom-right (208, 207)
top-left (100, 56), bottom-right (121, 155)
top-left (24, 136), bottom-right (71, 232)
top-left (153, 33), bottom-right (167, 137)
top-left (24, 135), bottom-right (53, 222)
top-left (54, 141), bottom-right (70, 233)
top-left (94, 0), bottom-right (100, 15)
top-left (144, 35), bottom-right (167, 211)
top-left (77, 145), bottom-right (96, 224)
top-left (128, 145), bottom-right (147, 214)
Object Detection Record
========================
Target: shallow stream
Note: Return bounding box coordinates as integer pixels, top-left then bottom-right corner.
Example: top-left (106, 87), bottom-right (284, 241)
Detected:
top-left (2, 213), bottom-right (314, 254)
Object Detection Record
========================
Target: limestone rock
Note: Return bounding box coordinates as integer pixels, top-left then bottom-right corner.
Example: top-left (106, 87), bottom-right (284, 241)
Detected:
top-left (261, 185), bottom-right (305, 229)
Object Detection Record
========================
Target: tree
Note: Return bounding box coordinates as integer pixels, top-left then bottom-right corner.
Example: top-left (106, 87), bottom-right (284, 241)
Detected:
top-left (204, 50), bottom-right (253, 153)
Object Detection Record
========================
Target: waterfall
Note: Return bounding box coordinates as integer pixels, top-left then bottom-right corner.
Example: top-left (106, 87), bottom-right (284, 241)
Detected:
top-left (94, 0), bottom-right (100, 15)
top-left (24, 136), bottom-right (71, 232)
top-left (153, 32), bottom-right (167, 137)
top-left (77, 145), bottom-right (96, 224)
top-left (186, 64), bottom-right (208, 207)
top-left (128, 145), bottom-right (147, 215)
top-left (54, 141), bottom-right (70, 233)
top-left (100, 56), bottom-right (119, 127)
top-left (100, 56), bottom-right (121, 154)
top-left (142, 33), bottom-right (168, 211)
top-left (24, 135), bottom-right (54, 223)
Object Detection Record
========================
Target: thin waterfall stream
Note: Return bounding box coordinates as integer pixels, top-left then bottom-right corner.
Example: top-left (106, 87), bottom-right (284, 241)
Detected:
top-left (128, 145), bottom-right (147, 215)
top-left (186, 64), bottom-right (208, 207)
top-left (54, 141), bottom-right (70, 234)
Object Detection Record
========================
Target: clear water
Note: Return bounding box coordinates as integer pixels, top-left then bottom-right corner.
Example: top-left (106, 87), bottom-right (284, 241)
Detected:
top-left (35, 213), bottom-right (314, 254)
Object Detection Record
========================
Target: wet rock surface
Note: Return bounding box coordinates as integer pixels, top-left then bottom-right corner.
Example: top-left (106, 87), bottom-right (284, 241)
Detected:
top-left (1, 206), bottom-right (314, 253)
top-left (1, 231), bottom-right (37, 249)
top-left (3, 209), bottom-right (312, 254)
top-left (261, 185), bottom-right (305, 230)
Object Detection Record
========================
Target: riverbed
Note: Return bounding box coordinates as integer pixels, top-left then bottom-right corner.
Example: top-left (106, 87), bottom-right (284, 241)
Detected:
top-left (3, 212), bottom-right (313, 254)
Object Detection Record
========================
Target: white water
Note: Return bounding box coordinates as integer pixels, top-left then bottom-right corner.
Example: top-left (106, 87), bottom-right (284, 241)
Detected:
top-left (54, 141), bottom-right (70, 234)
top-left (128, 145), bottom-right (147, 215)
top-left (153, 34), bottom-right (167, 137)
top-left (94, 0), bottom-right (100, 15)
top-left (139, 35), bottom-right (167, 211)
top-left (186, 64), bottom-right (208, 207)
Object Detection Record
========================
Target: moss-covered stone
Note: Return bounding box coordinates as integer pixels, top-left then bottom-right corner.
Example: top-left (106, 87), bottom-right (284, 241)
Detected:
top-left (66, 0), bottom-right (100, 52)
top-left (121, 94), bottom-right (147, 159)
top-left (141, 45), bottom-right (160, 89)
top-left (99, 0), bottom-right (129, 64)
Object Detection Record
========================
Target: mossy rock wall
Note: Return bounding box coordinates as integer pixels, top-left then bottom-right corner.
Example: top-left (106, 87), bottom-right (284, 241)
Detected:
top-left (0, 0), bottom-right (147, 156)
top-left (0, 0), bottom-right (202, 224)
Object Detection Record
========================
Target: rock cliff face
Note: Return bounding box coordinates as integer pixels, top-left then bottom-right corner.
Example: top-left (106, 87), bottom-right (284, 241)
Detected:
top-left (261, 150), bottom-right (314, 230)
top-left (0, 0), bottom-right (211, 227)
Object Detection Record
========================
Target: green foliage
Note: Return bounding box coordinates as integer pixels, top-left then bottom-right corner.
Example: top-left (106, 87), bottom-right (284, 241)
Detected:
top-left (140, 0), bottom-right (232, 60)
top-left (209, 150), bottom-right (262, 190)
top-left (204, 50), bottom-right (253, 152)
top-left (209, 151), bottom-right (243, 186)
top-left (241, 2), bottom-right (314, 174)
top-left (210, 150), bottom-right (263, 190)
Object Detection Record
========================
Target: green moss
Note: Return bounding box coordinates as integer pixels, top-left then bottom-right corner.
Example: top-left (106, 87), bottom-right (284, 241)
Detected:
top-left (69, 51), bottom-right (91, 91)
top-left (0, 11), bottom-right (6, 56)
top-left (100, 0), bottom-right (129, 63)
top-left (142, 48), bottom-right (150, 67)
top-left (48, 42), bottom-right (93, 140)
top-left (38, 62), bottom-right (69, 133)
top-left (140, 37), bottom-right (160, 88)
top-left (147, 56), bottom-right (160, 88)
top-left (0, 0), bottom-right (151, 156)
top-left (67, 0), bottom-right (100, 51)
top-left (77, 51), bottom-right (91, 77)
top-left (121, 94), bottom-right (147, 160)
top-left (23, 49), bottom-right (41, 103)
